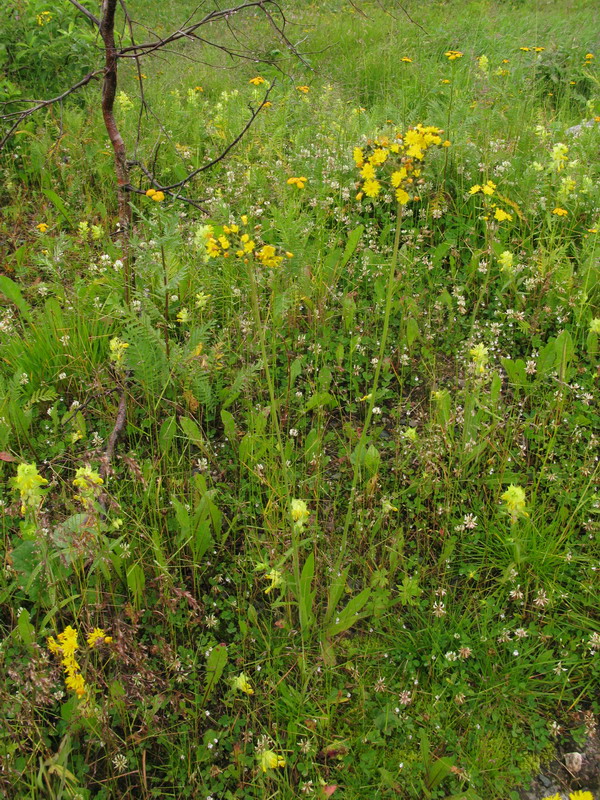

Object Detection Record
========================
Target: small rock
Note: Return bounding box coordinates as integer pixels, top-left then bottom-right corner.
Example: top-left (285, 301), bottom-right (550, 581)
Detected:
top-left (564, 752), bottom-right (583, 774)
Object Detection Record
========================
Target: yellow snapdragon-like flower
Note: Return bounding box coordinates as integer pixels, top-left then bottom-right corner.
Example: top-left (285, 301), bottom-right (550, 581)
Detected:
top-left (13, 463), bottom-right (48, 515)
top-left (291, 499), bottom-right (310, 529)
top-left (259, 749), bottom-right (286, 772)
top-left (501, 485), bottom-right (528, 523)
top-left (469, 343), bottom-right (489, 374)
top-left (264, 569), bottom-right (283, 595)
top-left (233, 672), bottom-right (254, 695)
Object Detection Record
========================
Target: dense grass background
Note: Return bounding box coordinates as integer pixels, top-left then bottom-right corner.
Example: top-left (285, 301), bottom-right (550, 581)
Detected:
top-left (0, 1), bottom-right (599, 798)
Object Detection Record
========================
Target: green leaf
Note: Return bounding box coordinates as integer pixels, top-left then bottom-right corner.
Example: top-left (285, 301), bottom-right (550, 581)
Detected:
top-left (41, 188), bottom-right (72, 225)
top-left (406, 316), bottom-right (419, 347)
top-left (158, 415), bottom-right (177, 453)
top-left (220, 409), bottom-right (237, 444)
top-left (203, 643), bottom-right (228, 701)
top-left (324, 588), bottom-right (371, 637)
top-left (180, 416), bottom-right (205, 448)
top-left (0, 276), bottom-right (32, 323)
top-left (126, 563), bottom-right (145, 608)
top-left (17, 608), bottom-right (35, 647)
top-left (298, 552), bottom-right (315, 633)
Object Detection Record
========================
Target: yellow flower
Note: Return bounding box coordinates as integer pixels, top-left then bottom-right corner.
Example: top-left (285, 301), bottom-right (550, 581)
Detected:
top-left (368, 149), bottom-right (387, 167)
top-left (264, 569), bottom-right (283, 594)
top-left (291, 498), bottom-right (310, 528)
top-left (442, 140), bottom-right (451, 147)
top-left (109, 337), bottom-right (129, 364)
top-left (360, 163), bottom-right (376, 180)
top-left (151, 191), bottom-right (165, 202)
top-left (233, 672), bottom-right (254, 695)
top-left (146, 188), bottom-right (156, 197)
top-left (469, 184), bottom-right (482, 194)
top-left (481, 180), bottom-right (496, 195)
top-left (353, 147), bottom-right (364, 167)
top-left (218, 235), bottom-right (230, 249)
top-left (259, 749), bottom-right (286, 772)
top-left (73, 467), bottom-right (103, 508)
top-left (296, 85), bottom-right (310, 93)
top-left (469, 343), bottom-right (489, 374)
top-left (501, 484), bottom-right (527, 523)
top-left (445, 50), bottom-right (463, 60)
top-left (13, 463), bottom-right (48, 514)
top-left (396, 188), bottom-right (410, 205)
top-left (177, 308), bottom-right (190, 323)
top-left (363, 178), bottom-right (381, 198)
top-left (569, 792), bottom-right (593, 800)
top-left (249, 76), bottom-right (265, 85)
top-left (494, 208), bottom-right (512, 222)
top-left (287, 176), bottom-right (307, 189)
top-left (36, 222), bottom-right (49, 232)
top-left (584, 53), bottom-right (594, 60)
top-left (498, 251), bottom-right (514, 272)
top-left (65, 671), bottom-right (87, 698)
top-left (441, 79), bottom-right (451, 84)
top-left (87, 628), bottom-right (111, 648)
top-left (590, 318), bottom-right (600, 334)
top-left (533, 47), bottom-right (545, 52)
top-left (401, 56), bottom-right (413, 63)
top-left (520, 46), bottom-right (531, 52)
top-left (552, 207), bottom-right (568, 216)
top-left (391, 168), bottom-right (407, 187)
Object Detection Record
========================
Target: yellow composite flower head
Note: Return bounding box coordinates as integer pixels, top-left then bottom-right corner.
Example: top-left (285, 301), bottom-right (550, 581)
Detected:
top-left (568, 793), bottom-right (594, 800)
top-left (552, 207), bottom-right (568, 216)
top-left (13, 463), bottom-right (48, 514)
top-left (481, 180), bottom-right (496, 195)
top-left (259, 749), bottom-right (286, 772)
top-left (445, 50), bottom-right (463, 60)
top-left (501, 484), bottom-right (528, 523)
top-left (36, 222), bottom-right (49, 233)
top-left (494, 208), bottom-right (512, 222)
top-left (363, 178), bottom-right (381, 198)
top-left (249, 76), bottom-right (265, 85)
top-left (353, 147), bottom-right (365, 166)
top-left (233, 672), bottom-right (254, 695)
top-left (401, 56), bottom-right (413, 62)
top-left (287, 176), bottom-right (307, 189)
top-left (87, 627), bottom-right (112, 647)
top-left (296, 85), bottom-right (310, 93)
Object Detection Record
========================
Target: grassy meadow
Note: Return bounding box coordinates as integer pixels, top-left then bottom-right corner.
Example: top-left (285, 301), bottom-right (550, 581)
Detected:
top-left (0, 0), bottom-right (599, 798)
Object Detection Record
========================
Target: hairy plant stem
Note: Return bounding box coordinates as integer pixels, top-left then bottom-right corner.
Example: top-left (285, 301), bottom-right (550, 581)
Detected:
top-left (247, 262), bottom-right (307, 654)
top-left (330, 204), bottom-right (403, 590)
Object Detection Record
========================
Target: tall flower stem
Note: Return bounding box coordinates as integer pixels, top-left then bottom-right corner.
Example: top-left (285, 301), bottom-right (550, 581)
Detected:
top-left (330, 203), bottom-right (403, 588)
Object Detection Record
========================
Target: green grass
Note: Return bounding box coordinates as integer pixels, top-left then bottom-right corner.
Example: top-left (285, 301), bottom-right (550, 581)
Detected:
top-left (0, 1), bottom-right (599, 798)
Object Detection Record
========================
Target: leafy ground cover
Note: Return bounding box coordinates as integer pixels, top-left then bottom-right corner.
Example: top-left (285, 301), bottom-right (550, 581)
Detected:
top-left (0, 1), bottom-right (599, 798)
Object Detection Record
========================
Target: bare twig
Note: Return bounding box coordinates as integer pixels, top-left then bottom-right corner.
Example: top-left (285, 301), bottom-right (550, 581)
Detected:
top-left (101, 388), bottom-right (127, 479)
top-left (0, 71), bottom-right (102, 150)
top-left (66, 0), bottom-right (100, 28)
top-left (151, 83), bottom-right (274, 193)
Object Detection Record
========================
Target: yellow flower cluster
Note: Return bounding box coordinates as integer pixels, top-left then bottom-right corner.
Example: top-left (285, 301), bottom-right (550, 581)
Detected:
top-left (501, 485), bottom-right (528, 524)
top-left (287, 176), bottom-right (307, 189)
top-left (468, 181), bottom-right (514, 223)
top-left (204, 216), bottom-right (293, 269)
top-left (444, 50), bottom-right (463, 60)
top-left (73, 466), bottom-right (103, 509)
top-left (353, 124), bottom-right (446, 205)
top-left (109, 336), bottom-right (129, 365)
top-left (13, 463), bottom-right (48, 516)
top-left (37, 11), bottom-right (52, 25)
top-left (48, 625), bottom-right (112, 699)
top-left (145, 188), bottom-right (165, 202)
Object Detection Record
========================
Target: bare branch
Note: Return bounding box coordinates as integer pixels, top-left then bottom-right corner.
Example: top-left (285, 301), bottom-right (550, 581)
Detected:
top-left (116, 2), bottom-right (277, 58)
top-left (66, 0), bottom-right (100, 28)
top-left (0, 71), bottom-right (102, 150)
top-left (156, 82), bottom-right (274, 192)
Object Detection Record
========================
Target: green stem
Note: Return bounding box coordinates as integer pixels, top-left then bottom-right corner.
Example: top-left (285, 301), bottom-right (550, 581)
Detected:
top-left (331, 203), bottom-right (403, 586)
